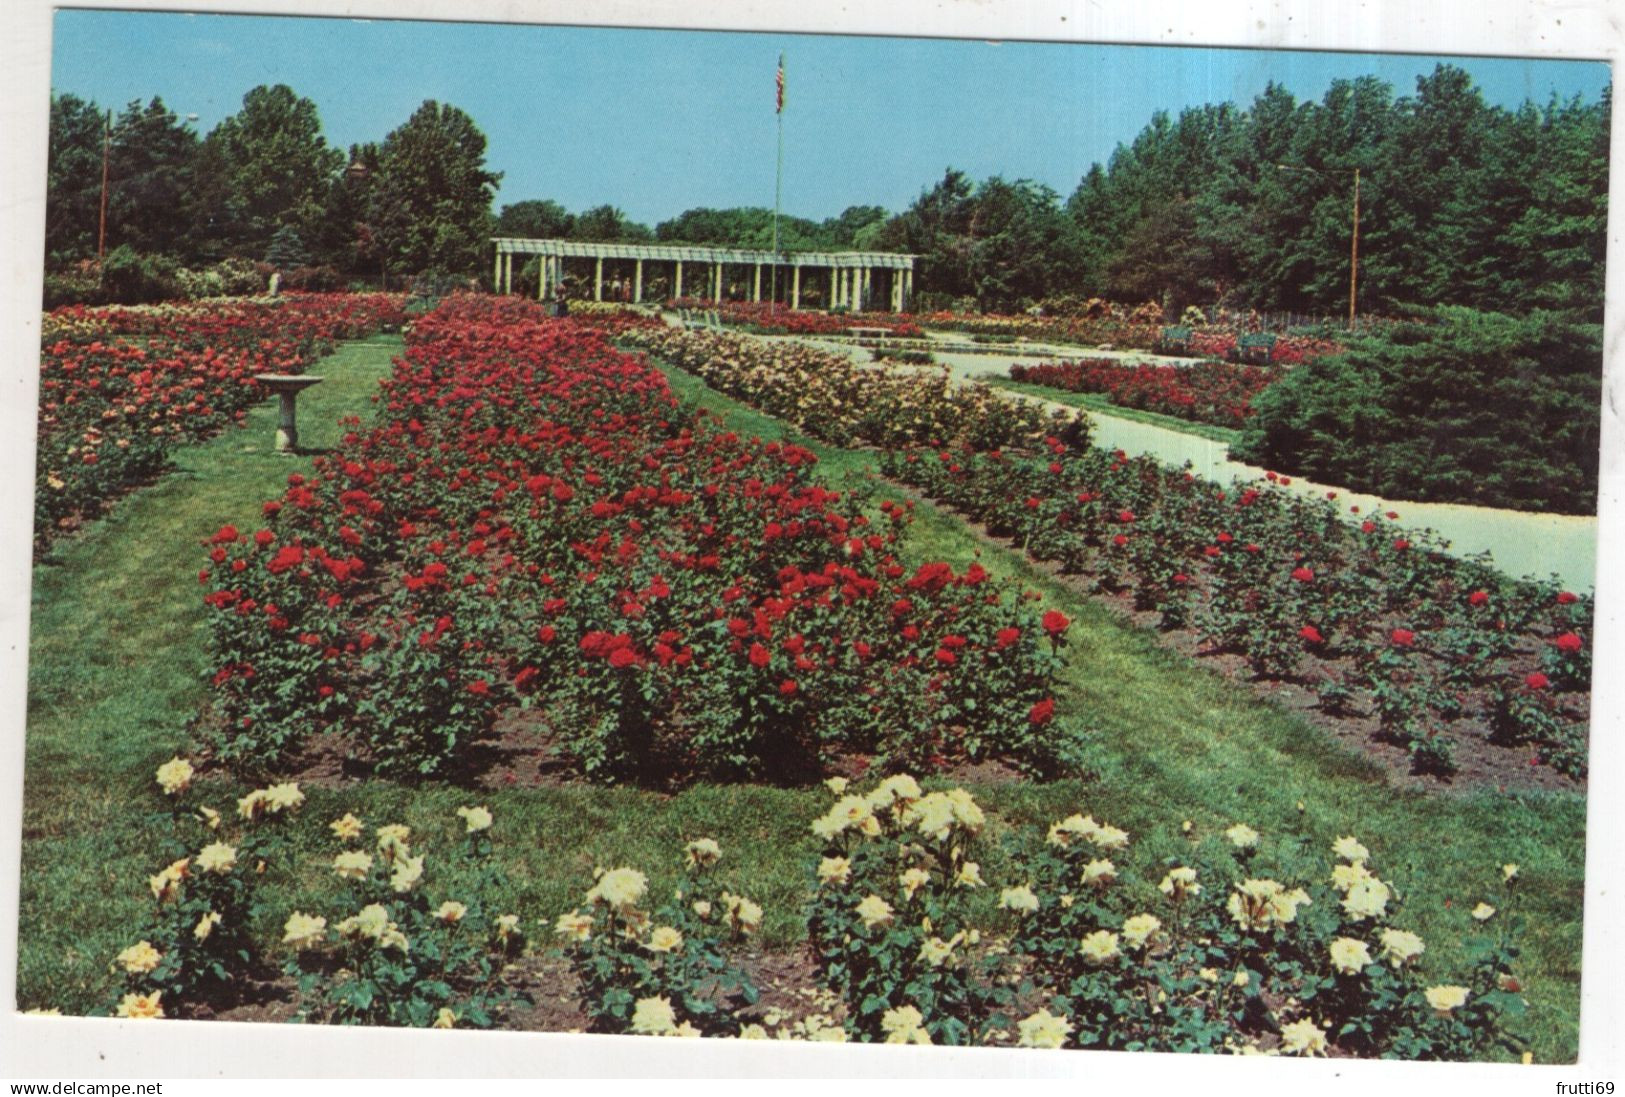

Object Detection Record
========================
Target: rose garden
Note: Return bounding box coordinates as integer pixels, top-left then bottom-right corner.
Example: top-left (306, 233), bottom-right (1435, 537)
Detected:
top-left (17, 285), bottom-right (1595, 1063)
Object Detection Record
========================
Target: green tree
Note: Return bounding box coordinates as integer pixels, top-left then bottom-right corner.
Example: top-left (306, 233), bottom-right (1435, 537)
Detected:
top-left (368, 100), bottom-right (501, 278)
top-left (45, 92), bottom-right (108, 264)
top-left (103, 97), bottom-right (202, 261)
top-left (198, 84), bottom-right (344, 261)
top-left (497, 199), bottom-right (576, 239)
top-left (571, 204), bottom-right (653, 242)
top-left (264, 224), bottom-right (309, 270)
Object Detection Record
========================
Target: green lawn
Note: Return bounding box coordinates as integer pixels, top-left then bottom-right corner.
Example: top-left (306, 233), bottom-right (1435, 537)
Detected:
top-left (18, 337), bottom-right (1586, 1061)
top-left (983, 376), bottom-right (1245, 447)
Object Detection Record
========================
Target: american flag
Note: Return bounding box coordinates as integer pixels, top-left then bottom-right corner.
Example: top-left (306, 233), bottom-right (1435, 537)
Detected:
top-left (776, 55), bottom-right (785, 113)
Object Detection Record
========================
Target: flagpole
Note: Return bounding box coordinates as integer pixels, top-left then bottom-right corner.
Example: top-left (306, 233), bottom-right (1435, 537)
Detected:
top-left (772, 52), bottom-right (784, 314)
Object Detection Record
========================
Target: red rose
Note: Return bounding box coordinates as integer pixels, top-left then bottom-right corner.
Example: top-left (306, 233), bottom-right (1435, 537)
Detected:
top-left (779, 679), bottom-right (798, 696)
top-left (1556, 591), bottom-right (1578, 605)
top-left (608, 648), bottom-right (636, 669)
top-left (749, 642), bottom-right (771, 668)
top-left (934, 648), bottom-right (957, 665)
top-left (994, 627), bottom-right (1020, 650)
top-left (1291, 567), bottom-right (1314, 582)
top-left (1524, 672), bottom-right (1550, 690)
top-left (1393, 538), bottom-right (1410, 551)
top-left (1029, 698), bottom-right (1055, 725)
top-left (1299, 626), bottom-right (1324, 644)
top-left (1042, 611), bottom-right (1070, 636)
top-left (1555, 632), bottom-right (1583, 653)
top-left (1468, 590), bottom-right (1489, 606)
top-left (1390, 628), bottom-right (1415, 647)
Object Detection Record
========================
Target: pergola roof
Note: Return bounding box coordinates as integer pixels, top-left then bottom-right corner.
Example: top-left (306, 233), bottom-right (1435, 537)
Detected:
top-left (492, 237), bottom-right (915, 269)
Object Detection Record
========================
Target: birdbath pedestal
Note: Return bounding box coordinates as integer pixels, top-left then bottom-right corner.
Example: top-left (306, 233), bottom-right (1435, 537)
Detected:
top-left (253, 374), bottom-right (324, 454)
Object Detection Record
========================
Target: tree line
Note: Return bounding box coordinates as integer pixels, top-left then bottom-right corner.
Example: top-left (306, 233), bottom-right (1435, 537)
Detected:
top-left (45, 64), bottom-right (1608, 319)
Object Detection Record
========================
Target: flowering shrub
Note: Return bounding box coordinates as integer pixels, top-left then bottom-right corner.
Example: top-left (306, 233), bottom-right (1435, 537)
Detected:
top-left (617, 324), bottom-right (1087, 454)
top-left (283, 805), bottom-right (519, 1028)
top-left (805, 777), bottom-right (1529, 1058)
top-left (552, 839), bottom-right (760, 1036)
top-left (666, 299), bottom-right (923, 338)
top-left (881, 445), bottom-right (1592, 778)
top-left (1008, 359), bottom-right (1281, 430)
top-left (917, 306), bottom-right (1344, 365)
top-left (105, 761), bottom-right (304, 1020)
top-left (805, 775), bottom-right (1001, 1045)
top-left (35, 293), bottom-right (406, 552)
top-left (201, 296), bottom-right (1075, 782)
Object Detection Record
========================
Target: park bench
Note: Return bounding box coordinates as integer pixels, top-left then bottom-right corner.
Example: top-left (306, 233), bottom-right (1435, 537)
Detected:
top-left (847, 325), bottom-right (891, 345)
top-left (1234, 332), bottom-right (1276, 365)
top-left (1157, 326), bottom-right (1193, 354)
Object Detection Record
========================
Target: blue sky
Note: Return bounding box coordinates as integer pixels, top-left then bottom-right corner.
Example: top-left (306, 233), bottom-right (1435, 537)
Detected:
top-left (50, 10), bottom-right (1612, 228)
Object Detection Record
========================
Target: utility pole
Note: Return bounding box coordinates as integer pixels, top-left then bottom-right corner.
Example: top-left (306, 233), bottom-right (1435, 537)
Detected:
top-left (97, 108), bottom-right (111, 270)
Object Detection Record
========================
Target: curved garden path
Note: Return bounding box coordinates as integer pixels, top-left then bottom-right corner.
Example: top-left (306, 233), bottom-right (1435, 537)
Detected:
top-left (772, 330), bottom-right (1598, 592)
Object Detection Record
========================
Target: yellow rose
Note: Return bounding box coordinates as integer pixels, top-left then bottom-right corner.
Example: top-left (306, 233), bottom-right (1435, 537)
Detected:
top-left (115, 940), bottom-right (162, 974)
top-left (880, 1004), bottom-right (931, 1044)
top-left (554, 911), bottom-right (594, 942)
top-left (856, 893), bottom-right (894, 930)
top-left (193, 911), bottom-right (222, 942)
top-left (329, 813), bottom-right (364, 841)
top-left (684, 837), bottom-right (721, 869)
top-left (115, 991), bottom-right (164, 1020)
top-left (1333, 836), bottom-right (1370, 864)
top-left (1379, 928), bottom-right (1425, 967)
top-left (1079, 930), bottom-right (1120, 964)
top-left (1159, 866), bottom-right (1200, 901)
top-left (435, 900), bottom-right (467, 924)
top-left (899, 867), bottom-right (931, 900)
top-left (1082, 859), bottom-right (1116, 888)
top-left (1425, 985), bottom-right (1470, 1013)
top-left (455, 805), bottom-right (493, 833)
top-left (817, 856), bottom-right (851, 887)
top-left (195, 842), bottom-right (237, 875)
top-left (587, 866), bottom-right (648, 909)
top-left (1016, 1008), bottom-right (1073, 1049)
top-left (1225, 823), bottom-right (1260, 849)
top-left (432, 1007), bottom-right (457, 1029)
top-left (646, 925), bottom-right (684, 953)
top-left (282, 911), bottom-right (327, 950)
top-left (389, 854), bottom-right (425, 894)
top-left (333, 850), bottom-right (373, 881)
top-left (629, 995), bottom-right (679, 1036)
top-left (154, 757), bottom-right (193, 796)
top-left (1280, 1017), bottom-right (1328, 1056)
top-left (1329, 937), bottom-right (1372, 975)
top-left (1122, 913), bottom-right (1161, 950)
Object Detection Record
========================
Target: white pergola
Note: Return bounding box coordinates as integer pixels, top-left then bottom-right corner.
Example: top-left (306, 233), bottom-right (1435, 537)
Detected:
top-left (491, 237), bottom-right (917, 312)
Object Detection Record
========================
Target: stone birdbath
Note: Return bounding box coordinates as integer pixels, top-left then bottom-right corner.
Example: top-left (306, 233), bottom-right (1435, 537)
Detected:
top-left (253, 374), bottom-right (324, 454)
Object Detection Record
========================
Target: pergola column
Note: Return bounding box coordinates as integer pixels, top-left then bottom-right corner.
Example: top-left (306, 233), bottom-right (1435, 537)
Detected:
top-left (594, 258), bottom-right (604, 302)
top-left (634, 259), bottom-right (644, 303)
top-left (713, 262), bottom-right (723, 302)
top-left (538, 254), bottom-right (549, 301)
top-left (903, 268), bottom-right (913, 311)
top-left (493, 249), bottom-right (502, 294)
top-left (674, 260), bottom-right (684, 299)
top-left (753, 264), bottom-right (762, 303)
top-left (792, 265), bottom-right (802, 309)
top-left (861, 267), bottom-right (872, 313)
top-left (504, 253), bottom-right (513, 294)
